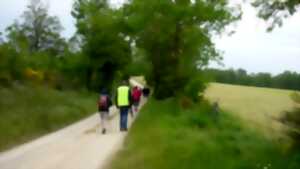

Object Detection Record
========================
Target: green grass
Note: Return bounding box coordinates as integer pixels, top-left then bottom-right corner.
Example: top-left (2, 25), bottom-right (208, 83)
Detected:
top-left (0, 83), bottom-right (97, 152)
top-left (107, 98), bottom-right (300, 169)
top-left (205, 83), bottom-right (296, 139)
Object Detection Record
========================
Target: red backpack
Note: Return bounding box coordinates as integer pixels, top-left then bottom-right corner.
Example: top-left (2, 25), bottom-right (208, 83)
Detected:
top-left (132, 88), bottom-right (141, 102)
top-left (98, 95), bottom-right (108, 109)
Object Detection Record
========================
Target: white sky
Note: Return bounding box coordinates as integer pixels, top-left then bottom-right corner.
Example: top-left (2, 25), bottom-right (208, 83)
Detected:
top-left (0, 0), bottom-right (299, 75)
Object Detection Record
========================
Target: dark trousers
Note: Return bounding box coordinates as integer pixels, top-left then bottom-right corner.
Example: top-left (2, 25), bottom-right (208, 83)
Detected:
top-left (120, 106), bottom-right (129, 130)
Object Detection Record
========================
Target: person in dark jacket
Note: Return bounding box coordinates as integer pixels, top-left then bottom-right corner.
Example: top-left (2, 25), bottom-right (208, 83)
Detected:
top-left (98, 88), bottom-right (112, 134)
top-left (142, 86), bottom-right (150, 97)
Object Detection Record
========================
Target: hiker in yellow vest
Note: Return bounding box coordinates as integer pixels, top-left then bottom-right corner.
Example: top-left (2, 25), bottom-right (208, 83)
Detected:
top-left (116, 80), bottom-right (132, 131)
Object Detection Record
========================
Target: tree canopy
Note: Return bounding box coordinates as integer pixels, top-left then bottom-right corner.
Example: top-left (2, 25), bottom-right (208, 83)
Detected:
top-left (1, 0), bottom-right (247, 101)
top-left (123, 0), bottom-right (240, 99)
top-left (253, 0), bottom-right (300, 31)
top-left (6, 0), bottom-right (65, 55)
top-left (72, 0), bottom-right (132, 91)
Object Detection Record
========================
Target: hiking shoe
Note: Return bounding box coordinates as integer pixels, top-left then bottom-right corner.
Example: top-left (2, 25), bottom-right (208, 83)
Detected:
top-left (120, 128), bottom-right (128, 132)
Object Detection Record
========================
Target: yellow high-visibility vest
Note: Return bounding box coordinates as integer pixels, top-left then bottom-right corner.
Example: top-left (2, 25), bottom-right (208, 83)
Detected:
top-left (117, 86), bottom-right (130, 106)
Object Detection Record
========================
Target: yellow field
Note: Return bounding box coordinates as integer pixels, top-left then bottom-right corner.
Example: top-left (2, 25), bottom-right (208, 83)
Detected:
top-left (205, 83), bottom-right (297, 139)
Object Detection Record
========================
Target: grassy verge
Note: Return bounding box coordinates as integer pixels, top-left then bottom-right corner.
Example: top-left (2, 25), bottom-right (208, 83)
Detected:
top-left (0, 83), bottom-right (97, 152)
top-left (107, 98), bottom-right (300, 169)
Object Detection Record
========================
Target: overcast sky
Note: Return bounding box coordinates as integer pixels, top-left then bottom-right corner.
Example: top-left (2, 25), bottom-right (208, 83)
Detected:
top-left (0, 0), bottom-right (299, 75)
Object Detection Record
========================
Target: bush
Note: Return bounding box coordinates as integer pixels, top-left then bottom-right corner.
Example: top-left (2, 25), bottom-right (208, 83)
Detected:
top-left (183, 101), bottom-right (213, 128)
top-left (0, 44), bottom-right (25, 84)
top-left (281, 93), bottom-right (300, 148)
top-left (24, 68), bottom-right (44, 83)
top-left (282, 108), bottom-right (300, 148)
top-left (183, 75), bottom-right (207, 102)
top-left (291, 92), bottom-right (300, 104)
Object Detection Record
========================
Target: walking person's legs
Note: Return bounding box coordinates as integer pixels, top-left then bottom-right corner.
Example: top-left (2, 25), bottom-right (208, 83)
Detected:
top-left (129, 106), bottom-right (134, 118)
top-left (120, 107), bottom-right (129, 131)
top-left (134, 101), bottom-right (140, 113)
top-left (100, 111), bottom-right (108, 134)
top-left (97, 112), bottom-right (101, 133)
top-left (119, 108), bottom-right (122, 130)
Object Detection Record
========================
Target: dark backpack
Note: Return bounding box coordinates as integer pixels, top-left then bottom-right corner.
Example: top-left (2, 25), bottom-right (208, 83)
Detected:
top-left (98, 95), bottom-right (108, 109)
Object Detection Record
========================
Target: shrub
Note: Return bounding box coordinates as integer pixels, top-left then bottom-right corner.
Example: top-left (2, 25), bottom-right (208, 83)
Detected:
top-left (183, 75), bottom-right (207, 102)
top-left (0, 44), bottom-right (25, 84)
top-left (24, 68), bottom-right (44, 83)
top-left (281, 93), bottom-right (300, 148)
top-left (291, 92), bottom-right (300, 104)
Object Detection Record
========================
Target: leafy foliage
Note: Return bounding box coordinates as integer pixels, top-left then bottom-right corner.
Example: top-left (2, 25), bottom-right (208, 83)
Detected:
top-left (0, 44), bottom-right (24, 85)
top-left (1, 0), bottom-right (242, 101)
top-left (72, 0), bottom-right (132, 91)
top-left (124, 0), bottom-right (240, 99)
top-left (0, 0), bottom-right (70, 88)
top-left (2, 0), bottom-right (241, 100)
top-left (281, 92), bottom-right (300, 148)
top-left (253, 0), bottom-right (300, 31)
top-left (6, 0), bottom-right (66, 55)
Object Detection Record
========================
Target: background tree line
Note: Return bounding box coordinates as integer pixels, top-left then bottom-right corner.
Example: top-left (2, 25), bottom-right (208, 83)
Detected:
top-left (2, 0), bottom-right (299, 100)
top-left (206, 68), bottom-right (300, 91)
top-left (0, 0), bottom-right (83, 90)
top-left (0, 0), bottom-right (241, 101)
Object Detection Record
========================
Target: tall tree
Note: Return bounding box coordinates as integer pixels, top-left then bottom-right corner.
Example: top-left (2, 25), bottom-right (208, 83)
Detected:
top-left (6, 0), bottom-right (65, 55)
top-left (72, 0), bottom-right (131, 91)
top-left (253, 0), bottom-right (300, 31)
top-left (124, 0), bottom-right (240, 99)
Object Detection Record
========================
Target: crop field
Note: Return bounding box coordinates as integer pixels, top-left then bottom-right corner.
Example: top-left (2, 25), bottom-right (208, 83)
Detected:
top-left (205, 83), bottom-right (297, 140)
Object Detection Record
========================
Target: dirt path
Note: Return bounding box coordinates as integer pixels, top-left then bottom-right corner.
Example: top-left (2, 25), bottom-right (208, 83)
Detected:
top-left (0, 80), bottom-right (145, 169)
